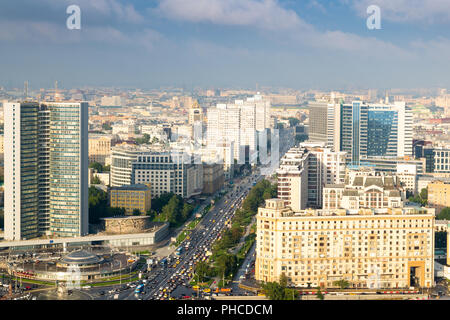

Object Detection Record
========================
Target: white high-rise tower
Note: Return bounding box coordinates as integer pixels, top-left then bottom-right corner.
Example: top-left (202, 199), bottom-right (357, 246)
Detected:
top-left (4, 101), bottom-right (88, 240)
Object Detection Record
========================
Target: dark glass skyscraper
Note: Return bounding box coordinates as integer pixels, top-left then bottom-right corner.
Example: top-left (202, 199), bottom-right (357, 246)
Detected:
top-left (367, 108), bottom-right (398, 157)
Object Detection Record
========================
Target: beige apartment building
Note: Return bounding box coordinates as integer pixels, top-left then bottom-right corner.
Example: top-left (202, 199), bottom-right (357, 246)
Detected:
top-left (323, 171), bottom-right (405, 210)
top-left (255, 199), bottom-right (435, 289)
top-left (428, 181), bottom-right (450, 215)
top-left (277, 144), bottom-right (346, 211)
top-left (89, 135), bottom-right (112, 164)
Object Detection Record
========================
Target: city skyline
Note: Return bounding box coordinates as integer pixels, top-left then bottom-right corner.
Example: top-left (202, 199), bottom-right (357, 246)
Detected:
top-left (1, 0), bottom-right (450, 304)
top-left (1, 0), bottom-right (450, 90)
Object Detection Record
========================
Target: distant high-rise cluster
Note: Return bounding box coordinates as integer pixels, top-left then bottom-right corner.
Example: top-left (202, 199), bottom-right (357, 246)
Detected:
top-left (206, 93), bottom-right (271, 164)
top-left (100, 95), bottom-right (124, 107)
top-left (256, 94), bottom-right (438, 290)
top-left (4, 102), bottom-right (88, 240)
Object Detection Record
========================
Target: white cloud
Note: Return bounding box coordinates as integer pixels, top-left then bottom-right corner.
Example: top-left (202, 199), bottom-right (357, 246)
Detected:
top-left (302, 29), bottom-right (413, 60)
top-left (349, 0), bottom-right (450, 24)
top-left (156, 0), bottom-right (414, 60)
top-left (156, 0), bottom-right (310, 31)
top-left (0, 19), bottom-right (161, 51)
top-left (307, 0), bottom-right (327, 13)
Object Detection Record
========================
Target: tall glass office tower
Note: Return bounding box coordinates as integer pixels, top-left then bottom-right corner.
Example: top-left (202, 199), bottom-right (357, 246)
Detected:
top-left (4, 101), bottom-right (88, 240)
top-left (340, 101), bottom-right (368, 165)
top-left (367, 102), bottom-right (412, 158)
top-left (367, 107), bottom-right (398, 157)
top-left (336, 101), bottom-right (412, 166)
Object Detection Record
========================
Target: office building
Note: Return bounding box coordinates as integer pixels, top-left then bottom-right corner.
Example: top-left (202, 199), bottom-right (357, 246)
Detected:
top-left (4, 101), bottom-right (88, 240)
top-left (202, 163), bottom-right (224, 195)
top-left (132, 150), bottom-right (203, 199)
top-left (433, 148), bottom-right (450, 174)
top-left (255, 199), bottom-right (434, 289)
top-left (110, 184), bottom-right (151, 215)
top-left (339, 101), bottom-right (369, 165)
top-left (111, 145), bottom-right (203, 199)
top-left (111, 145), bottom-right (145, 187)
top-left (360, 157), bottom-right (425, 175)
top-left (308, 101), bottom-right (339, 150)
top-left (207, 104), bottom-right (242, 162)
top-left (428, 181), bottom-right (450, 215)
top-left (202, 141), bottom-right (235, 181)
top-left (309, 101), bottom-right (413, 165)
top-left (366, 102), bottom-right (412, 158)
top-left (396, 164), bottom-right (418, 195)
top-left (206, 94), bottom-right (271, 164)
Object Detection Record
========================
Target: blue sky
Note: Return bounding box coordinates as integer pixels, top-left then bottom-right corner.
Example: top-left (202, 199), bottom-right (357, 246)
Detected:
top-left (1, 0), bottom-right (450, 90)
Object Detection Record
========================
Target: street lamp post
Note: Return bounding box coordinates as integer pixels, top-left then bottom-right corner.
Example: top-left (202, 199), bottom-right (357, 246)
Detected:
top-left (119, 260), bottom-right (122, 287)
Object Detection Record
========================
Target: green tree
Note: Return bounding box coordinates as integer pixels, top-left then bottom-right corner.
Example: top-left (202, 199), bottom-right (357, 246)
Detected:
top-left (181, 203), bottom-right (194, 221)
top-left (151, 136), bottom-right (159, 144)
top-left (89, 162), bottom-right (103, 172)
top-left (195, 261), bottom-right (211, 283)
top-left (316, 287), bottom-right (324, 300)
top-left (132, 209), bottom-right (141, 216)
top-left (162, 195), bottom-right (183, 225)
top-left (437, 207), bottom-right (450, 220)
top-left (216, 253), bottom-right (237, 279)
top-left (91, 176), bottom-right (102, 185)
top-left (146, 209), bottom-right (156, 220)
top-left (135, 134), bottom-right (150, 145)
top-left (152, 192), bottom-right (175, 213)
top-left (284, 288), bottom-right (299, 300)
top-left (102, 123), bottom-right (112, 131)
top-left (88, 186), bottom-right (109, 224)
top-left (261, 274), bottom-right (297, 300)
top-left (419, 188), bottom-right (428, 205)
top-left (409, 188), bottom-right (428, 206)
top-left (262, 282), bottom-right (285, 300)
top-left (108, 207), bottom-right (126, 216)
top-left (279, 273), bottom-right (288, 288)
top-left (333, 279), bottom-right (350, 289)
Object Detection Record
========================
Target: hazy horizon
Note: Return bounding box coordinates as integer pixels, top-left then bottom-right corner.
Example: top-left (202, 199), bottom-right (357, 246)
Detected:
top-left (2, 0), bottom-right (450, 90)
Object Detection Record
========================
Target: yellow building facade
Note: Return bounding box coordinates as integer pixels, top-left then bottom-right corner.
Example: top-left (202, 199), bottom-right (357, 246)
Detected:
top-left (428, 181), bottom-right (450, 215)
top-left (256, 199), bottom-right (435, 289)
top-left (110, 184), bottom-right (151, 215)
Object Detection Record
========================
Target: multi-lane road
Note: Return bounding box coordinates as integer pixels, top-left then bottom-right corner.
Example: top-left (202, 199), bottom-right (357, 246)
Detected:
top-left (31, 128), bottom-right (295, 301)
top-left (140, 173), bottom-right (263, 300)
